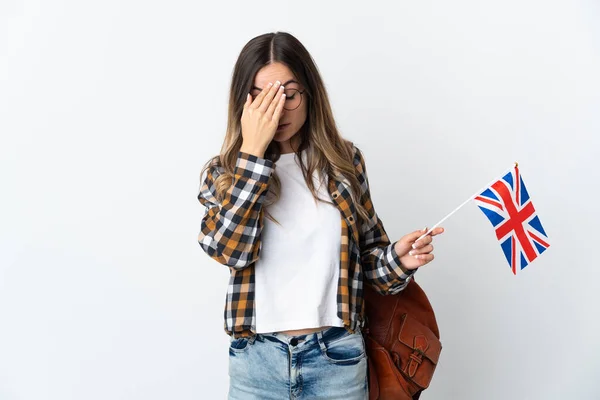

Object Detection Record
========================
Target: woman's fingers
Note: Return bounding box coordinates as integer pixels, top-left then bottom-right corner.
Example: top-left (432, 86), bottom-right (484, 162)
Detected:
top-left (396, 226), bottom-right (444, 269)
top-left (258, 81), bottom-right (282, 112)
top-left (243, 92), bottom-right (252, 110)
top-left (409, 244), bottom-right (433, 256)
top-left (412, 235), bottom-right (432, 249)
top-left (413, 227), bottom-right (445, 248)
top-left (395, 226), bottom-right (444, 262)
top-left (429, 227), bottom-right (445, 236)
top-left (394, 229), bottom-right (427, 256)
top-left (405, 228), bottom-right (428, 244)
top-left (271, 91), bottom-right (286, 122)
top-left (414, 253), bottom-right (435, 263)
top-left (266, 86), bottom-right (285, 119)
top-left (249, 82), bottom-right (273, 109)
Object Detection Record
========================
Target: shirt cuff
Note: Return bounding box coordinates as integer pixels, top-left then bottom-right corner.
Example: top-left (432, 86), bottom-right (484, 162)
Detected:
top-left (235, 151), bottom-right (275, 184)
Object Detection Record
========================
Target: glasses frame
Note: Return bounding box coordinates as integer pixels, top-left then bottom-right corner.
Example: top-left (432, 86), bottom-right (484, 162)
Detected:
top-left (282, 88), bottom-right (305, 111)
top-left (250, 87), bottom-right (306, 111)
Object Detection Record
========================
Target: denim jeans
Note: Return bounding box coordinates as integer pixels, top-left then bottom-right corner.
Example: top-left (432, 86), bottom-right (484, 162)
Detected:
top-left (227, 325), bottom-right (368, 399)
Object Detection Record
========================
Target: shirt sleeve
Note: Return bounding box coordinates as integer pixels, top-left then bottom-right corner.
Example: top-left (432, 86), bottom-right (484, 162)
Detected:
top-left (353, 145), bottom-right (417, 295)
top-left (197, 151), bottom-right (274, 270)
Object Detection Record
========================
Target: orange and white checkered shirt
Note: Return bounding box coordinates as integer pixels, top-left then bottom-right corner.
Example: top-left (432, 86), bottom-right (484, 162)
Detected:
top-left (197, 142), bottom-right (415, 338)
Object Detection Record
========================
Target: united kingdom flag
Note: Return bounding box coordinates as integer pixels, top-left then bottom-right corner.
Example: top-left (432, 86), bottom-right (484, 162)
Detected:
top-left (474, 165), bottom-right (550, 275)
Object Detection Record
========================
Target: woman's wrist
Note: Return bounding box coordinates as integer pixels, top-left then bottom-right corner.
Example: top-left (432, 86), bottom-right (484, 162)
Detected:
top-left (239, 145), bottom-right (265, 159)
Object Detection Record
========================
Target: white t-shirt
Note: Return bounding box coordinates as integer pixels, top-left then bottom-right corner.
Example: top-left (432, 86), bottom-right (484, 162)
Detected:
top-left (254, 149), bottom-right (345, 333)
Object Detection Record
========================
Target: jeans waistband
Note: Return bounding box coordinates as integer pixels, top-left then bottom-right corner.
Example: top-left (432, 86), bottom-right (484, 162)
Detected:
top-left (251, 325), bottom-right (361, 346)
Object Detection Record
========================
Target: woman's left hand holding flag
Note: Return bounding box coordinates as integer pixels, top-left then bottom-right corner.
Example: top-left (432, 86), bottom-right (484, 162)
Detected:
top-left (394, 227), bottom-right (445, 270)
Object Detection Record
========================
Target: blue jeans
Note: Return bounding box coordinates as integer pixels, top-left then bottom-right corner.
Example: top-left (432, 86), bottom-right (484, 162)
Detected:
top-left (228, 326), bottom-right (368, 399)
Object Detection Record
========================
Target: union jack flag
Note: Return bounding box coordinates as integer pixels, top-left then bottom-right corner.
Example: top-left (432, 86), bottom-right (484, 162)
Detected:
top-left (474, 165), bottom-right (550, 275)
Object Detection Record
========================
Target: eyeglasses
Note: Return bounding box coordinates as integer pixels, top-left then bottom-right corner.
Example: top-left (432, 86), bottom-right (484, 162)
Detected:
top-left (251, 88), bottom-right (305, 111)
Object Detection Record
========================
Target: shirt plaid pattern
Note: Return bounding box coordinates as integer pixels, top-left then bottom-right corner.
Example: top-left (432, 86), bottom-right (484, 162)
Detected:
top-left (197, 143), bottom-right (416, 338)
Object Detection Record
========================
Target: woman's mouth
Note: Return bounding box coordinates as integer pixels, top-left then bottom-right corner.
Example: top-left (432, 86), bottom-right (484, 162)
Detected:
top-left (277, 123), bottom-right (290, 131)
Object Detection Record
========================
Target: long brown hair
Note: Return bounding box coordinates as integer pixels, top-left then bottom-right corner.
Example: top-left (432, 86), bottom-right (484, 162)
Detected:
top-left (200, 31), bottom-right (369, 225)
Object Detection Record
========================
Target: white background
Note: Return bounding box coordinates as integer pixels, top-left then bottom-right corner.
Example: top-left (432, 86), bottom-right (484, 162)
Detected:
top-left (1, 0), bottom-right (599, 399)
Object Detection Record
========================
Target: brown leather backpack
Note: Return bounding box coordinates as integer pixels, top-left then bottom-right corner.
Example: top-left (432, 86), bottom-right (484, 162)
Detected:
top-left (362, 278), bottom-right (442, 400)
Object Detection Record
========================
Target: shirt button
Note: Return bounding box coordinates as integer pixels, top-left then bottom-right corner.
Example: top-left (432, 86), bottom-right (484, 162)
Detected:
top-left (290, 338), bottom-right (298, 346)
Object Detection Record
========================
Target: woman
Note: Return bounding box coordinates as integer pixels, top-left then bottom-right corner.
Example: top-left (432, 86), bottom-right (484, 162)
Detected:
top-left (197, 31), bottom-right (444, 399)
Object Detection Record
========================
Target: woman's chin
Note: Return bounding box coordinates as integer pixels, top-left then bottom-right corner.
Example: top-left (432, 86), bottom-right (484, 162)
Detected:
top-left (272, 131), bottom-right (295, 141)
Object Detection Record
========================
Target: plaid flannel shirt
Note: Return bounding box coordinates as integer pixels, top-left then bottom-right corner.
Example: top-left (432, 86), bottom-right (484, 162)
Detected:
top-left (197, 143), bottom-right (416, 338)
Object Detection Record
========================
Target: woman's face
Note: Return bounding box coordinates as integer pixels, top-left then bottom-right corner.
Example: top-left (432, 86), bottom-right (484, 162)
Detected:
top-left (250, 62), bottom-right (307, 153)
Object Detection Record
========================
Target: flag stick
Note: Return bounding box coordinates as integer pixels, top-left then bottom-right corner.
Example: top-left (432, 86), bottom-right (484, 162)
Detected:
top-left (416, 162), bottom-right (519, 242)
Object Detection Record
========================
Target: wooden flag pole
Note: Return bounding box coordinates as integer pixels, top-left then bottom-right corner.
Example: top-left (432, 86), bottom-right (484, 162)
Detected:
top-left (415, 162), bottom-right (519, 242)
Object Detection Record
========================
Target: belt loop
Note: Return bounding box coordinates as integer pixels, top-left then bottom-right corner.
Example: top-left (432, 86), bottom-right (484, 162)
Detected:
top-left (248, 334), bottom-right (257, 345)
top-left (316, 331), bottom-right (327, 353)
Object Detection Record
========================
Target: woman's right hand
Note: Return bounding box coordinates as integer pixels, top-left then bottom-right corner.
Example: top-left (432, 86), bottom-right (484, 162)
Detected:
top-left (240, 81), bottom-right (287, 158)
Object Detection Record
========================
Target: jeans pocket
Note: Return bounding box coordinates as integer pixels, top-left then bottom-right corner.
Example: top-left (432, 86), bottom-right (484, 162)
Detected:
top-left (229, 336), bottom-right (251, 355)
top-left (320, 330), bottom-right (366, 365)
